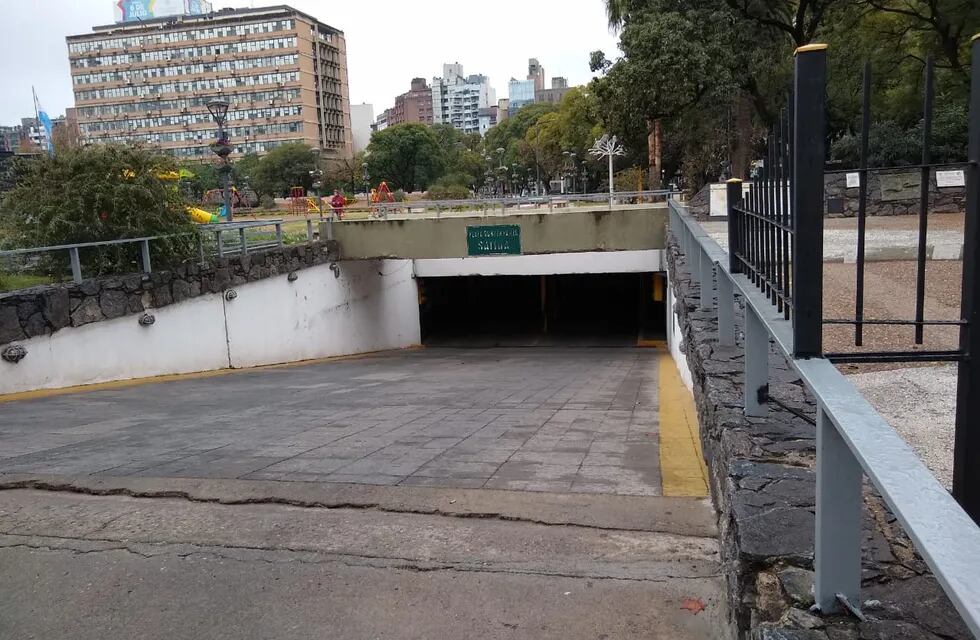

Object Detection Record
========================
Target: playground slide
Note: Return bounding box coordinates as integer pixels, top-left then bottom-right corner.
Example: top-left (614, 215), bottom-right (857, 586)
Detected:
top-left (187, 207), bottom-right (222, 224)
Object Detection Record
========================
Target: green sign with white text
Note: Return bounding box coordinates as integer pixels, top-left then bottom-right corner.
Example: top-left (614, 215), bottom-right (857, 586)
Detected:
top-left (466, 225), bottom-right (521, 256)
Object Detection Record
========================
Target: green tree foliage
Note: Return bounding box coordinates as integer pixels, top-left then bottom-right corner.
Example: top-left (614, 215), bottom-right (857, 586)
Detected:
top-left (365, 124), bottom-right (445, 192)
top-left (0, 145), bottom-right (195, 272)
top-left (251, 143), bottom-right (317, 197)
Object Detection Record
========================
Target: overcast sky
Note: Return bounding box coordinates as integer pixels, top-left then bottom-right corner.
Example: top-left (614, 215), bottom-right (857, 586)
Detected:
top-left (0, 0), bottom-right (621, 126)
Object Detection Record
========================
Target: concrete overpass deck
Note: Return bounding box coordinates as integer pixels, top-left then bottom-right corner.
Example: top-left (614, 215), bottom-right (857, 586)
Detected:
top-left (0, 347), bottom-right (726, 639)
top-left (327, 202), bottom-right (669, 259)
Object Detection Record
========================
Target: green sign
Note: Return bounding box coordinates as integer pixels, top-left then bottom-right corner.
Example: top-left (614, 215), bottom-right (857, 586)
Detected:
top-left (467, 225), bottom-right (521, 256)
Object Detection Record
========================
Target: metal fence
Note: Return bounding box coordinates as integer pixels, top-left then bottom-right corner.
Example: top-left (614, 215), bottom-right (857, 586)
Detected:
top-left (0, 219), bottom-right (288, 285)
top-left (352, 189), bottom-right (676, 219)
top-left (669, 39), bottom-right (980, 632)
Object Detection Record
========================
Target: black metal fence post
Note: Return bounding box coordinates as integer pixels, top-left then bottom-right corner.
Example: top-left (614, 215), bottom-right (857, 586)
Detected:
top-left (726, 179), bottom-right (743, 274)
top-left (791, 44), bottom-right (828, 358)
top-left (954, 35), bottom-right (980, 523)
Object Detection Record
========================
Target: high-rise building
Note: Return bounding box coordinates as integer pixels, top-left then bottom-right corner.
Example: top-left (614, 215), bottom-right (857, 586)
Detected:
top-left (431, 63), bottom-right (496, 136)
top-left (350, 103), bottom-right (374, 153)
top-left (66, 5), bottom-right (353, 160)
top-left (536, 77), bottom-right (572, 105)
top-left (527, 58), bottom-right (545, 93)
top-left (389, 78), bottom-right (433, 126)
top-left (508, 78), bottom-right (535, 115)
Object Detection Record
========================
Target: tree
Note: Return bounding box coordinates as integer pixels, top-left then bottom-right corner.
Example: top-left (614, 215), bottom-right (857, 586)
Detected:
top-left (0, 144), bottom-right (194, 272)
top-left (251, 143), bottom-right (317, 197)
top-left (592, 8), bottom-right (735, 187)
top-left (365, 124), bottom-right (445, 192)
top-left (323, 151), bottom-right (368, 194)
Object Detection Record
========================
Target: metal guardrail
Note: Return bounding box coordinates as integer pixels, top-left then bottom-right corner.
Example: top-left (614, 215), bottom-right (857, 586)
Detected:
top-left (350, 189), bottom-right (676, 219)
top-left (0, 219), bottom-right (287, 284)
top-left (668, 196), bottom-right (980, 634)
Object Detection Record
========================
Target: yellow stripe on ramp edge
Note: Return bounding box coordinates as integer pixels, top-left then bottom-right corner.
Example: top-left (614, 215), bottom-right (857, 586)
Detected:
top-left (658, 352), bottom-right (709, 497)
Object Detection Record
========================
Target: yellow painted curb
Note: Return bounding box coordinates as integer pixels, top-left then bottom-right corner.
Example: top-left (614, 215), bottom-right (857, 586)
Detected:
top-left (658, 353), bottom-right (709, 497)
top-left (0, 346), bottom-right (422, 405)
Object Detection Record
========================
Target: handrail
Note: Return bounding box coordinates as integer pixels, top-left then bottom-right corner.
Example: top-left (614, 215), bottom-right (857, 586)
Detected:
top-left (0, 219), bottom-right (289, 285)
top-left (668, 197), bottom-right (980, 635)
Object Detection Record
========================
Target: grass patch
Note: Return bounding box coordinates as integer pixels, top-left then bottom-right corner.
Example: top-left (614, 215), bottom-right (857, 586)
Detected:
top-left (0, 273), bottom-right (54, 293)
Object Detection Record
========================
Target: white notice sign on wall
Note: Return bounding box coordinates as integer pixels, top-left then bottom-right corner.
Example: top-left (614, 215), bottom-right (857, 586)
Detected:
top-left (936, 170), bottom-right (966, 188)
top-left (845, 173), bottom-right (860, 188)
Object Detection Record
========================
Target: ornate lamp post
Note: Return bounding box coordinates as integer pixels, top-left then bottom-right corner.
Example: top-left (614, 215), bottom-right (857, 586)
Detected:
top-left (589, 134), bottom-right (626, 207)
top-left (207, 98), bottom-right (233, 222)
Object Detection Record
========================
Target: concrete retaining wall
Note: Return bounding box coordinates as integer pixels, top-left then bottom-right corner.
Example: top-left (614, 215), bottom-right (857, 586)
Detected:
top-left (330, 205), bottom-right (669, 259)
top-left (0, 259), bottom-right (420, 395)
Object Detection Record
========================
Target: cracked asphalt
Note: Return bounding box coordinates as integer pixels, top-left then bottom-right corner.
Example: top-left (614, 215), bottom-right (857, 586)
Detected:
top-left (0, 348), bottom-right (728, 639)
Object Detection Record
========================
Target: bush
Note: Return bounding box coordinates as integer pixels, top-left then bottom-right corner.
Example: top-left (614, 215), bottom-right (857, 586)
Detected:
top-left (259, 194), bottom-right (277, 210)
top-left (393, 189), bottom-right (407, 202)
top-left (0, 144), bottom-right (195, 276)
top-left (426, 184), bottom-right (471, 201)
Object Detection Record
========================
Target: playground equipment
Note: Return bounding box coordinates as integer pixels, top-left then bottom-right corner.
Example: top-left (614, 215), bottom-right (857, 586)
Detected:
top-left (369, 181), bottom-right (395, 204)
top-left (187, 207), bottom-right (222, 224)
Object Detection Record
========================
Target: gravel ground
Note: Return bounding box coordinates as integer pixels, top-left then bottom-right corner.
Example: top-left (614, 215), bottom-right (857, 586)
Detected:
top-left (846, 364), bottom-right (956, 490)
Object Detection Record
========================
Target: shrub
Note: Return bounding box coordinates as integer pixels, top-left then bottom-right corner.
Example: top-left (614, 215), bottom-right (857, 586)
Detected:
top-left (0, 144), bottom-right (195, 276)
top-left (259, 194), bottom-right (277, 210)
top-left (393, 189), bottom-right (407, 202)
top-left (427, 184), bottom-right (471, 201)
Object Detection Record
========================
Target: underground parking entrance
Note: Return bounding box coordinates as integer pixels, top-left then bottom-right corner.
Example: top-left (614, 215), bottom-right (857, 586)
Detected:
top-left (418, 272), bottom-right (667, 347)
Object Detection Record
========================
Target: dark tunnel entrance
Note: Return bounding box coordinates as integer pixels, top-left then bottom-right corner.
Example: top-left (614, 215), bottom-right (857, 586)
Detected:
top-left (418, 273), bottom-right (667, 347)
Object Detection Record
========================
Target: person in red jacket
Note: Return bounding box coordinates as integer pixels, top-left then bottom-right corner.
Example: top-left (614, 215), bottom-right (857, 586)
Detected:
top-left (329, 190), bottom-right (346, 220)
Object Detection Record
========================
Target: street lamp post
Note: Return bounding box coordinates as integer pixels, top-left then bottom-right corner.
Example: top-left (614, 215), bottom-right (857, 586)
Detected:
top-left (207, 98), bottom-right (233, 222)
top-left (589, 135), bottom-right (626, 208)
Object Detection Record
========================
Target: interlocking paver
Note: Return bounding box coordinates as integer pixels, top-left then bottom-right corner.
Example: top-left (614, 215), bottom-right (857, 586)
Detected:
top-left (0, 348), bottom-right (678, 496)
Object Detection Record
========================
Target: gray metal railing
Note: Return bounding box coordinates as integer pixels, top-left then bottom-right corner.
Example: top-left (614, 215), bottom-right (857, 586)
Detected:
top-left (0, 219), bottom-right (287, 284)
top-left (669, 197), bottom-right (980, 634)
top-left (358, 189), bottom-right (676, 219)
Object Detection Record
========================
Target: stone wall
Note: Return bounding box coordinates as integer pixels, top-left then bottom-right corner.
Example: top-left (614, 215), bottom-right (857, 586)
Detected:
top-left (665, 236), bottom-right (971, 639)
top-left (0, 241), bottom-right (340, 349)
top-left (688, 170), bottom-right (967, 218)
top-left (824, 170), bottom-right (966, 217)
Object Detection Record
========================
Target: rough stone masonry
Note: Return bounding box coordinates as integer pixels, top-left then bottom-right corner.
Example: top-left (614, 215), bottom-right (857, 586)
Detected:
top-left (666, 234), bottom-right (971, 640)
top-left (0, 240), bottom-right (340, 348)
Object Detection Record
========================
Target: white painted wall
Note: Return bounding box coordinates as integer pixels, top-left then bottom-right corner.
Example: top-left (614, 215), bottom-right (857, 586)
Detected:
top-left (225, 260), bottom-right (419, 369)
top-left (665, 268), bottom-right (694, 392)
top-left (0, 260), bottom-right (420, 395)
top-left (413, 250), bottom-right (662, 277)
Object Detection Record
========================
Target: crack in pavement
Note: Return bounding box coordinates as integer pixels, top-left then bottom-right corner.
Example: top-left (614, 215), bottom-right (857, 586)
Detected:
top-left (0, 479), bottom-right (719, 539)
top-left (0, 535), bottom-right (725, 584)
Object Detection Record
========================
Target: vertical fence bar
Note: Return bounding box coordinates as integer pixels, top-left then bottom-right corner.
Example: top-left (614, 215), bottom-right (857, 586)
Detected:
top-left (781, 108), bottom-right (791, 321)
top-left (239, 227), bottom-right (248, 255)
top-left (306, 218), bottom-right (314, 242)
top-left (727, 179), bottom-right (743, 273)
top-left (953, 35), bottom-right (980, 523)
top-left (275, 223), bottom-right (283, 247)
top-left (699, 251), bottom-right (712, 312)
top-left (765, 131), bottom-right (775, 300)
top-left (140, 239), bottom-right (151, 274)
top-left (855, 61), bottom-right (872, 346)
top-left (215, 230), bottom-right (224, 258)
top-left (815, 406), bottom-right (863, 614)
top-left (914, 57), bottom-right (935, 345)
top-left (774, 120), bottom-right (785, 313)
top-left (197, 233), bottom-right (205, 264)
top-left (792, 44), bottom-right (828, 358)
top-left (718, 272), bottom-right (735, 347)
top-left (744, 305), bottom-right (768, 417)
top-left (68, 247), bottom-right (82, 283)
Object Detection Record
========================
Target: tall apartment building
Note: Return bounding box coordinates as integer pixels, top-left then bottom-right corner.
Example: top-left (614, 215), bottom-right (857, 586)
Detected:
top-left (527, 58), bottom-right (545, 93)
top-left (66, 5), bottom-right (352, 160)
top-left (536, 76), bottom-right (571, 105)
top-left (388, 78), bottom-right (433, 126)
top-left (431, 63), bottom-right (495, 136)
